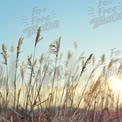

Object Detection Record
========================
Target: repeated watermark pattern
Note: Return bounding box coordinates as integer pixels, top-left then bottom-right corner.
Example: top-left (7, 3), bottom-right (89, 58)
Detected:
top-left (88, 0), bottom-right (122, 29)
top-left (111, 48), bottom-right (122, 57)
top-left (102, 48), bottom-right (122, 78)
top-left (21, 7), bottom-right (60, 37)
top-left (111, 48), bottom-right (122, 63)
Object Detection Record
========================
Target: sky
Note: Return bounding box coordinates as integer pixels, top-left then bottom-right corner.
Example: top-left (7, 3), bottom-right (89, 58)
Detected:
top-left (0, 0), bottom-right (122, 62)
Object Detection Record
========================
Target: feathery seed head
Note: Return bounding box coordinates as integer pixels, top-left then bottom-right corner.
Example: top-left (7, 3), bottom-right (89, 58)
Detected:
top-left (35, 27), bottom-right (43, 47)
top-left (1, 43), bottom-right (7, 65)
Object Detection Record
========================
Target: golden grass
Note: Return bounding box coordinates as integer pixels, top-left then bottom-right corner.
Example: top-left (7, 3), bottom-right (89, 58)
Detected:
top-left (0, 28), bottom-right (122, 121)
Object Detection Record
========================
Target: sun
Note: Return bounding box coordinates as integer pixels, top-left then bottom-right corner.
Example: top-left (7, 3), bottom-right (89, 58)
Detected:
top-left (109, 76), bottom-right (122, 92)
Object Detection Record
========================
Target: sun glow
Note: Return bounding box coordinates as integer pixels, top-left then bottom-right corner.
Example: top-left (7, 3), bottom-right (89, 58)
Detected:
top-left (109, 77), bottom-right (122, 91)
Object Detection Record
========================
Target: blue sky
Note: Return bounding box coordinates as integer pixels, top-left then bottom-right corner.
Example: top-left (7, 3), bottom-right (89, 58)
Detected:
top-left (0, 0), bottom-right (122, 62)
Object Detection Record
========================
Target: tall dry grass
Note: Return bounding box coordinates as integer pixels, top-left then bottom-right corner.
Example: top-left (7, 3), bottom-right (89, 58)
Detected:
top-left (0, 28), bottom-right (122, 122)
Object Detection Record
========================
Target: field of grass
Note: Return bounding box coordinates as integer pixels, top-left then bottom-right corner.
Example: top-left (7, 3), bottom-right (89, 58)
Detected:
top-left (0, 27), bottom-right (122, 122)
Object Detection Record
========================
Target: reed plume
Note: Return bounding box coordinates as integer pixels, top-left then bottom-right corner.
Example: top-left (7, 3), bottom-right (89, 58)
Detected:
top-left (1, 44), bottom-right (7, 65)
top-left (35, 27), bottom-right (43, 47)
